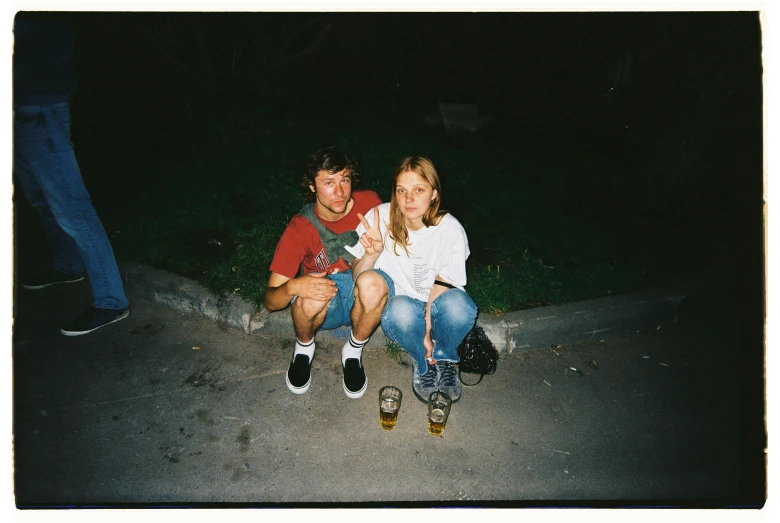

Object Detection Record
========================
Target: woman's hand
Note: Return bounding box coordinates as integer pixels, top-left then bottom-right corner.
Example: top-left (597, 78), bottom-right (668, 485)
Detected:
top-left (357, 210), bottom-right (383, 256)
top-left (423, 333), bottom-right (436, 365)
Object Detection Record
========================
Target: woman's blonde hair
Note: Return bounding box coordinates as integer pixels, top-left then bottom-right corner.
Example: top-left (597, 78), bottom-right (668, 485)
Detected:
top-left (388, 156), bottom-right (446, 256)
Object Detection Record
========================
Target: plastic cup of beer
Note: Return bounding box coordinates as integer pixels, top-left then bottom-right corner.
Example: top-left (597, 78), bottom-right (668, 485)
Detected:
top-left (379, 386), bottom-right (402, 430)
top-left (427, 391), bottom-right (452, 436)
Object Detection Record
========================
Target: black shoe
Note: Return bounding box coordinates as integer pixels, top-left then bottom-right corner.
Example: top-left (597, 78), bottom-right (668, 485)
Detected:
top-left (342, 357), bottom-right (367, 399)
top-left (60, 307), bottom-right (129, 336)
top-left (286, 353), bottom-right (313, 394)
top-left (22, 269), bottom-right (85, 290)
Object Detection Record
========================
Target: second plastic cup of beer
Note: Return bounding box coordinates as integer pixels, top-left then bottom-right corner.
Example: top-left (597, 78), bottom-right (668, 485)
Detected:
top-left (427, 391), bottom-right (452, 436)
top-left (379, 386), bottom-right (402, 430)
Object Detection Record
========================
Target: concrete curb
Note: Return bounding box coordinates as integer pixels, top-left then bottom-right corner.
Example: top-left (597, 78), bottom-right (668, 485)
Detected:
top-left (120, 260), bottom-right (687, 353)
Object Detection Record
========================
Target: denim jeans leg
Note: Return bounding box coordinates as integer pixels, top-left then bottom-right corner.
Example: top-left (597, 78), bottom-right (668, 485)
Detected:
top-left (380, 295), bottom-right (429, 372)
top-left (430, 289), bottom-right (478, 363)
top-left (319, 271), bottom-right (354, 331)
top-left (14, 108), bottom-right (84, 276)
top-left (14, 103), bottom-right (129, 310)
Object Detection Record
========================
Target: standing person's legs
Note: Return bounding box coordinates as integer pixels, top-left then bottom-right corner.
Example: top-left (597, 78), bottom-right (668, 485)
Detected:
top-left (14, 103), bottom-right (129, 334)
top-left (14, 106), bottom-right (85, 283)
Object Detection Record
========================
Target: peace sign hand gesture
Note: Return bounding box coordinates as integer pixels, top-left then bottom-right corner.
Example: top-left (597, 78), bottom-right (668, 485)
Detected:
top-left (357, 209), bottom-right (383, 256)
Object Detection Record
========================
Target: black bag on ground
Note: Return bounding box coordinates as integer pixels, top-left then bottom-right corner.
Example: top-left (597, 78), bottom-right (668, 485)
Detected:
top-left (456, 325), bottom-right (499, 386)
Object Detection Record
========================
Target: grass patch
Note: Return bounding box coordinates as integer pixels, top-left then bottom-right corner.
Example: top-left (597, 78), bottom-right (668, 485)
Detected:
top-left (95, 106), bottom-right (656, 313)
top-left (467, 260), bottom-right (647, 314)
top-left (385, 341), bottom-right (406, 363)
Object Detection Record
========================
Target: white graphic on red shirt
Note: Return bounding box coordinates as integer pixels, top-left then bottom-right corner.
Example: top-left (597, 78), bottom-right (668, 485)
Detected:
top-left (314, 249), bottom-right (329, 272)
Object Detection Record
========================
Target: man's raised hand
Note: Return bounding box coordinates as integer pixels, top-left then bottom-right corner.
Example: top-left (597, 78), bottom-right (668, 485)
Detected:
top-left (357, 209), bottom-right (383, 256)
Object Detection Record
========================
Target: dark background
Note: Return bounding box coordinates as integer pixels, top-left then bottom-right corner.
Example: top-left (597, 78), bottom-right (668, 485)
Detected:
top-left (68, 12), bottom-right (762, 147)
top-left (62, 10), bottom-right (764, 284)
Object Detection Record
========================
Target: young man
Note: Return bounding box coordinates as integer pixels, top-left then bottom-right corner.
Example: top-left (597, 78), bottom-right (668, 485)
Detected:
top-left (263, 146), bottom-right (393, 399)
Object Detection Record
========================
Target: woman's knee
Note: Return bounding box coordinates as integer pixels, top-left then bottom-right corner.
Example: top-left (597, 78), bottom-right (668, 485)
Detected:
top-left (432, 289), bottom-right (478, 324)
top-left (381, 296), bottom-right (421, 331)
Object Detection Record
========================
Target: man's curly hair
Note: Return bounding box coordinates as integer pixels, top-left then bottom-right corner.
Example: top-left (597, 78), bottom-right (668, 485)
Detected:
top-left (301, 146), bottom-right (362, 201)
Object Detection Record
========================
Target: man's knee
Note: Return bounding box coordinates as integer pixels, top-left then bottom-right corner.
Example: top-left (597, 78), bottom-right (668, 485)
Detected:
top-left (292, 295), bottom-right (331, 318)
top-left (354, 271), bottom-right (389, 307)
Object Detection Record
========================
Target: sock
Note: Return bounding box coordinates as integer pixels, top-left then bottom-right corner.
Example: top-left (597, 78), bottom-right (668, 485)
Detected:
top-left (342, 332), bottom-right (368, 365)
top-left (293, 338), bottom-right (315, 359)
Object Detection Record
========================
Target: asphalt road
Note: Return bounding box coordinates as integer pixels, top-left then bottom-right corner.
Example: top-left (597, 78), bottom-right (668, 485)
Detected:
top-left (11, 254), bottom-right (766, 508)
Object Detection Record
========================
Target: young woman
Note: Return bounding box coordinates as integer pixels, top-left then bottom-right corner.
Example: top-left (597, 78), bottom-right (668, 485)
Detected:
top-left (346, 156), bottom-right (477, 402)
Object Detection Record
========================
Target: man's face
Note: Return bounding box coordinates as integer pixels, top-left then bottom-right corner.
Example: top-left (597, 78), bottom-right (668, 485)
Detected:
top-left (310, 168), bottom-right (353, 220)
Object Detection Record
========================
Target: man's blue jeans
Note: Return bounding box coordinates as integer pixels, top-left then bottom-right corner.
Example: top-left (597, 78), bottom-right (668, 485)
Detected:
top-left (381, 289), bottom-right (478, 373)
top-left (14, 102), bottom-right (129, 310)
top-left (319, 269), bottom-right (395, 331)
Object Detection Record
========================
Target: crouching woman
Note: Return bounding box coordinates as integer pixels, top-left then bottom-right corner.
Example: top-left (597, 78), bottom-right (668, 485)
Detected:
top-left (346, 156), bottom-right (477, 402)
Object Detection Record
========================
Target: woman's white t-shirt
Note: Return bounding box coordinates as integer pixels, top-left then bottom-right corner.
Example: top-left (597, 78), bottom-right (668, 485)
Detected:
top-left (345, 202), bottom-right (470, 302)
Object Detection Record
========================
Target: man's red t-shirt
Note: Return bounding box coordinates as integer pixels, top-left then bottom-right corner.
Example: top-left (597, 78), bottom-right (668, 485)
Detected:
top-left (269, 190), bottom-right (382, 278)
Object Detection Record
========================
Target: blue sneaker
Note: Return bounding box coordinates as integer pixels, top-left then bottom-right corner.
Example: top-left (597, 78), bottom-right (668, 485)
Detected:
top-left (436, 361), bottom-right (462, 403)
top-left (412, 359), bottom-right (438, 403)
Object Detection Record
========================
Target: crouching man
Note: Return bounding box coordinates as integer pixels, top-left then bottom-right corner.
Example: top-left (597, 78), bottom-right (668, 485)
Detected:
top-left (262, 146), bottom-right (394, 398)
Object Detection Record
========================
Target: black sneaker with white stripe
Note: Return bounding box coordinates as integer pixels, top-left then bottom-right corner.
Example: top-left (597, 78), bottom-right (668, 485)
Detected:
top-left (286, 353), bottom-right (313, 394)
top-left (342, 357), bottom-right (367, 399)
top-left (60, 306), bottom-right (129, 336)
top-left (23, 269), bottom-right (85, 290)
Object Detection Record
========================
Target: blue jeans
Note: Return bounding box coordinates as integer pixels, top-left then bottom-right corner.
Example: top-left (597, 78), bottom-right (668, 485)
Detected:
top-left (381, 289), bottom-right (478, 372)
top-left (14, 102), bottom-right (129, 310)
top-left (319, 269), bottom-right (395, 331)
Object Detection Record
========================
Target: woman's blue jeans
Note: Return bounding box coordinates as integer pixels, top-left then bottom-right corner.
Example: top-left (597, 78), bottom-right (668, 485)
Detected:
top-left (13, 102), bottom-right (129, 310)
top-left (380, 289), bottom-right (478, 373)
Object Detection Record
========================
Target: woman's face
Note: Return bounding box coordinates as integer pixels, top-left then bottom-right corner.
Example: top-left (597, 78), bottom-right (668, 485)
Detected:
top-left (395, 170), bottom-right (438, 230)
